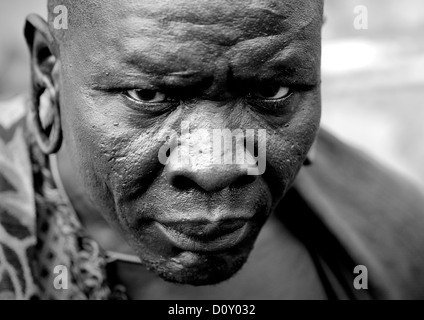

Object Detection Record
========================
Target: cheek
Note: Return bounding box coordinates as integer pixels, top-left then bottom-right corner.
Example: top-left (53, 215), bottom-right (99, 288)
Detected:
top-left (263, 92), bottom-right (321, 201)
top-left (59, 85), bottom-right (170, 214)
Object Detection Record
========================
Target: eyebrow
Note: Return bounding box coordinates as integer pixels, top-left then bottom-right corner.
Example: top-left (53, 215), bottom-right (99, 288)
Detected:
top-left (229, 44), bottom-right (320, 86)
top-left (265, 53), bottom-right (319, 85)
top-left (88, 39), bottom-right (319, 92)
top-left (89, 68), bottom-right (214, 92)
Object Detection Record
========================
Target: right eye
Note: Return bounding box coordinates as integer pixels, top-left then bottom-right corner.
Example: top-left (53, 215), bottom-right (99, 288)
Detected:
top-left (124, 89), bottom-right (171, 104)
top-left (249, 85), bottom-right (292, 101)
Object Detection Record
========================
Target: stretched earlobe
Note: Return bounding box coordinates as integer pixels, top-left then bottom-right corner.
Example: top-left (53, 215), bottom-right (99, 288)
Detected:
top-left (29, 83), bottom-right (62, 155)
top-left (25, 14), bottom-right (62, 154)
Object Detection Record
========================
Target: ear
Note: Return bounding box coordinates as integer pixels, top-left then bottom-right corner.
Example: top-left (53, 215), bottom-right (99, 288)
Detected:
top-left (24, 14), bottom-right (62, 155)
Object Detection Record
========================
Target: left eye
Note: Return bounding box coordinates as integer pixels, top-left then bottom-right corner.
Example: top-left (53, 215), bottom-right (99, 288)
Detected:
top-left (250, 85), bottom-right (291, 100)
top-left (124, 89), bottom-right (170, 103)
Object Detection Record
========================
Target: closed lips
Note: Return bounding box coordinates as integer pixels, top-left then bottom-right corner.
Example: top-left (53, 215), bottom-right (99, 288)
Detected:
top-left (156, 220), bottom-right (250, 252)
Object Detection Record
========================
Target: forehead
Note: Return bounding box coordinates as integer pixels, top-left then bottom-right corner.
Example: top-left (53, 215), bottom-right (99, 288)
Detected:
top-left (61, 0), bottom-right (323, 82)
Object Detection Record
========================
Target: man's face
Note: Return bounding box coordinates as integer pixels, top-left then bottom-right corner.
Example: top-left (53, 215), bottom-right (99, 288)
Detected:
top-left (56, 0), bottom-right (322, 285)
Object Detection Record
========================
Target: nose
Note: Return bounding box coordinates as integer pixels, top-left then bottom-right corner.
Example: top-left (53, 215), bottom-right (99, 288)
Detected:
top-left (165, 146), bottom-right (258, 193)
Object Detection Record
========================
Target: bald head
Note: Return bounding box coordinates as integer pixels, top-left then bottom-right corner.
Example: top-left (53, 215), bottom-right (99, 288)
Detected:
top-left (46, 0), bottom-right (323, 47)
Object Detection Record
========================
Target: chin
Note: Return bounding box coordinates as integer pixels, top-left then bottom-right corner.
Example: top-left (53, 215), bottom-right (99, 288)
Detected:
top-left (141, 245), bottom-right (253, 286)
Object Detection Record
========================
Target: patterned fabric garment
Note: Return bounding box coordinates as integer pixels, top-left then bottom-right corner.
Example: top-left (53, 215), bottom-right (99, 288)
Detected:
top-left (0, 96), bottom-right (127, 300)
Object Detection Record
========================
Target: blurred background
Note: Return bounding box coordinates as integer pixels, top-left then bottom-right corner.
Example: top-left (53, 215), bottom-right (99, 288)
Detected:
top-left (0, 0), bottom-right (423, 186)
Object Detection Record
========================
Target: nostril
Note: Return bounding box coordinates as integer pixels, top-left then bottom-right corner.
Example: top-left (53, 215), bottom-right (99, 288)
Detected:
top-left (230, 175), bottom-right (258, 189)
top-left (171, 175), bottom-right (200, 191)
top-left (170, 173), bottom-right (257, 192)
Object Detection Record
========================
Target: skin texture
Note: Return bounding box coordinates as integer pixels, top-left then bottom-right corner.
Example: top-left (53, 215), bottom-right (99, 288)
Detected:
top-left (28, 0), bottom-right (323, 286)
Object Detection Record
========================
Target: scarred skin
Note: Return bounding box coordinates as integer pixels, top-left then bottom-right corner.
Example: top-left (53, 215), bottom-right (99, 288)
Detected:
top-left (28, 0), bottom-right (323, 288)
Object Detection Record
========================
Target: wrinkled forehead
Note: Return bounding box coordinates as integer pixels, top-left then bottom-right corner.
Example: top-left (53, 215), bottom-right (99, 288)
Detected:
top-left (62, 0), bottom-right (322, 40)
top-left (57, 0), bottom-right (323, 80)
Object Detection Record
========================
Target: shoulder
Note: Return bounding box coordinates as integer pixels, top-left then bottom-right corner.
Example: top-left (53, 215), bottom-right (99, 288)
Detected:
top-left (0, 96), bottom-right (33, 200)
top-left (294, 128), bottom-right (424, 299)
top-left (0, 96), bottom-right (28, 139)
top-left (0, 95), bottom-right (37, 300)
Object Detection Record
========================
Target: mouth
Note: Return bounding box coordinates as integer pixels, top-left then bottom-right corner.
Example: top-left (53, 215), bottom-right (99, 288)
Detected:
top-left (155, 219), bottom-right (251, 253)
